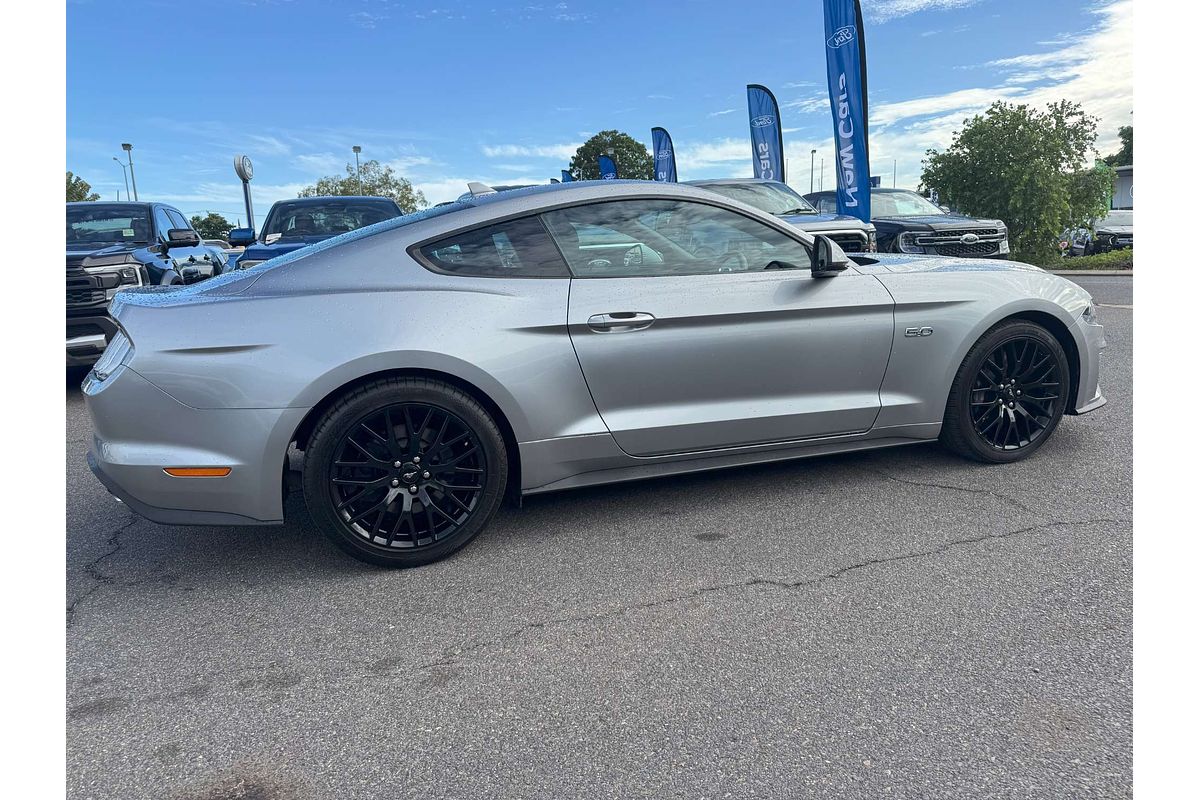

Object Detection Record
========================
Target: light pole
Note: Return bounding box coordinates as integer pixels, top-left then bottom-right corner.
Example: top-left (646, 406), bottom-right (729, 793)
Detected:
top-left (121, 143), bottom-right (138, 200)
top-left (819, 158), bottom-right (824, 191)
top-left (893, 159), bottom-right (897, 188)
top-left (809, 149), bottom-right (817, 193)
top-left (352, 145), bottom-right (362, 194)
top-left (112, 156), bottom-right (130, 200)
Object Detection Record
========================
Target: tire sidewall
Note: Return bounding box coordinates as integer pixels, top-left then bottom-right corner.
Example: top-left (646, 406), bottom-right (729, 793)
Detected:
top-left (950, 322), bottom-right (1070, 463)
top-left (302, 380), bottom-right (508, 567)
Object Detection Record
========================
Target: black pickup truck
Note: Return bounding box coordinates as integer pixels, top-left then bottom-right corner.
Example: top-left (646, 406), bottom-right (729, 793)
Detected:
top-left (805, 188), bottom-right (1010, 258)
top-left (67, 201), bottom-right (224, 366)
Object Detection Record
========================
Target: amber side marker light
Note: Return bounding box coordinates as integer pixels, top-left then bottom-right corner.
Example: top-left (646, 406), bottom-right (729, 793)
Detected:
top-left (163, 467), bottom-right (232, 478)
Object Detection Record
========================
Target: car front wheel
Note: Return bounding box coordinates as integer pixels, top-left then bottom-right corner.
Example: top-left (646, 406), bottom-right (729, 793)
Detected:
top-left (302, 377), bottom-right (508, 567)
top-left (940, 320), bottom-right (1070, 463)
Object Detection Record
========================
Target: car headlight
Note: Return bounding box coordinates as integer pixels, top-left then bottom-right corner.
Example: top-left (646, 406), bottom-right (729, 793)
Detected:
top-left (897, 232), bottom-right (927, 254)
top-left (85, 265), bottom-right (143, 299)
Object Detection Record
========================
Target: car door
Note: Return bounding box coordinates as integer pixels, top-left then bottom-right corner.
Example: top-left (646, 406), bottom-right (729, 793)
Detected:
top-left (544, 198), bottom-right (895, 457)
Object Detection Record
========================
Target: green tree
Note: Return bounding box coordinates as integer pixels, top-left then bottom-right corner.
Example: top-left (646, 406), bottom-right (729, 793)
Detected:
top-left (189, 212), bottom-right (234, 240)
top-left (567, 130), bottom-right (654, 181)
top-left (921, 101), bottom-right (1112, 263)
top-left (1102, 125), bottom-right (1132, 167)
top-left (66, 171), bottom-right (99, 202)
top-left (298, 159), bottom-right (426, 213)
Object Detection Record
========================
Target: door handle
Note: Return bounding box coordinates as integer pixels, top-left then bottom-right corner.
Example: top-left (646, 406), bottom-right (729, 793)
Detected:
top-left (587, 312), bottom-right (656, 332)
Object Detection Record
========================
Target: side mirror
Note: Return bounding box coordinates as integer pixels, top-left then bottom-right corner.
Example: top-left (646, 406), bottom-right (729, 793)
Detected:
top-left (810, 234), bottom-right (850, 277)
top-left (228, 227), bottom-right (255, 247)
top-left (165, 228), bottom-right (200, 249)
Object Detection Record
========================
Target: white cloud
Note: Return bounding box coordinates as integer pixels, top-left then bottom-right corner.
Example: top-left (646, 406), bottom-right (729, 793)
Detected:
top-left (481, 142), bottom-right (581, 159)
top-left (676, 138), bottom-right (751, 171)
top-left (708, 108), bottom-right (736, 117)
top-left (864, 0), bottom-right (981, 23)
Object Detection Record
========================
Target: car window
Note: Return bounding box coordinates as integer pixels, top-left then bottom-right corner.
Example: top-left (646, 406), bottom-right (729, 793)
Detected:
top-left (153, 207), bottom-right (174, 241)
top-left (418, 215), bottom-right (570, 277)
top-left (540, 199), bottom-right (812, 278)
top-left (166, 208), bottom-right (190, 231)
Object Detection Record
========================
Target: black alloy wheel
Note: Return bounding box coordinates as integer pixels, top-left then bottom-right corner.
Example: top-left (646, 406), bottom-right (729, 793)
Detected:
top-left (329, 403), bottom-right (486, 548)
top-left (304, 378), bottom-right (507, 567)
top-left (968, 337), bottom-right (1062, 451)
top-left (941, 320), bottom-right (1070, 463)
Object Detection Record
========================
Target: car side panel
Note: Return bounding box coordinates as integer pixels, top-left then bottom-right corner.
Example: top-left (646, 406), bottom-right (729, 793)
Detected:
top-left (863, 267), bottom-right (1091, 428)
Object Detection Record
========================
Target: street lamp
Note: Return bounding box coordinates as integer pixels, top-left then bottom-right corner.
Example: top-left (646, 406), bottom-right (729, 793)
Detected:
top-left (112, 156), bottom-right (130, 201)
top-left (121, 143), bottom-right (138, 201)
top-left (809, 149), bottom-right (817, 193)
top-left (352, 145), bottom-right (362, 194)
top-left (819, 158), bottom-right (824, 192)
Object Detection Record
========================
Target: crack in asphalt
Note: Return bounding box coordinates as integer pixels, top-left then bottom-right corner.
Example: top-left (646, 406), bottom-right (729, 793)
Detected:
top-left (65, 515), bottom-right (140, 629)
top-left (67, 514), bottom-right (1128, 710)
top-left (858, 465), bottom-right (1042, 517)
top-left (414, 515), bottom-right (1127, 673)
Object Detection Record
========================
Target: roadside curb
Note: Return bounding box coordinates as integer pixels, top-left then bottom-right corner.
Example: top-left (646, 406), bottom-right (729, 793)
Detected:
top-left (1050, 270), bottom-right (1133, 276)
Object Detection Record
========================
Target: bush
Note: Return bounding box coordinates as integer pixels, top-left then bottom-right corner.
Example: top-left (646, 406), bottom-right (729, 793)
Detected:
top-left (1041, 248), bottom-right (1132, 270)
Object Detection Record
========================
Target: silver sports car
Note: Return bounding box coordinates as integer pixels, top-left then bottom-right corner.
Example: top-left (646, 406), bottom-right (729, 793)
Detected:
top-left (84, 181), bottom-right (1106, 567)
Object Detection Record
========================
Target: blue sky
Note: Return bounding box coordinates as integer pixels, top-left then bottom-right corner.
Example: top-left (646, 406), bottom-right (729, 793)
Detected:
top-left (66, 0), bottom-right (1131, 218)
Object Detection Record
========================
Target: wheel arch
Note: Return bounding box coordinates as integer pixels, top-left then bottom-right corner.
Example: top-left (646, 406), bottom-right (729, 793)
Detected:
top-left (998, 309), bottom-right (1081, 411)
top-left (289, 367), bottom-right (523, 503)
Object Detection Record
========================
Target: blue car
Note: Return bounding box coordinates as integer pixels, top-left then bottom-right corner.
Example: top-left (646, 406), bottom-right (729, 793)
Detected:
top-left (228, 196), bottom-right (404, 269)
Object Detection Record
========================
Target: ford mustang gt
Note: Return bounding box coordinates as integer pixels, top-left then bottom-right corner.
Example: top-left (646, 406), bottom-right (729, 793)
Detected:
top-left (84, 181), bottom-right (1105, 567)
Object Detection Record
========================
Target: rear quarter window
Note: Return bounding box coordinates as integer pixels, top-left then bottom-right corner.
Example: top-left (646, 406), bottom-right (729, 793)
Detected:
top-left (417, 216), bottom-right (570, 278)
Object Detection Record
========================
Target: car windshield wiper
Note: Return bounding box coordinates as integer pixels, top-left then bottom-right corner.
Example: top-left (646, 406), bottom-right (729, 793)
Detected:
top-left (778, 207), bottom-right (816, 215)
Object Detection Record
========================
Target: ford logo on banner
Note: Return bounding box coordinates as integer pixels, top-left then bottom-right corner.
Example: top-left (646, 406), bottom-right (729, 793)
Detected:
top-left (751, 115), bottom-right (775, 128)
top-left (827, 25), bottom-right (855, 48)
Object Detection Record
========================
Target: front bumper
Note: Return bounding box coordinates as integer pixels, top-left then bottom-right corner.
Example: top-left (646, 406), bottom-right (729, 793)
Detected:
top-left (83, 364), bottom-right (307, 525)
top-left (1069, 313), bottom-right (1107, 415)
top-left (66, 314), bottom-right (118, 367)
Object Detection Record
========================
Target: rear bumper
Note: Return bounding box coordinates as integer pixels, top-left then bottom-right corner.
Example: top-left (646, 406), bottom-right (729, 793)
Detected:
top-left (83, 365), bottom-right (306, 525)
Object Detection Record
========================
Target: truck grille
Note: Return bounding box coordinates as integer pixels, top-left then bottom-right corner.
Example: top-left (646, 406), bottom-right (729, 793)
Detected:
top-left (67, 287), bottom-right (106, 305)
top-left (935, 241), bottom-right (1000, 257)
top-left (828, 233), bottom-right (867, 253)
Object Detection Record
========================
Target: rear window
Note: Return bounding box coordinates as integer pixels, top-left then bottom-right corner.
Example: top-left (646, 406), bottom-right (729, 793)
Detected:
top-left (418, 216), bottom-right (570, 278)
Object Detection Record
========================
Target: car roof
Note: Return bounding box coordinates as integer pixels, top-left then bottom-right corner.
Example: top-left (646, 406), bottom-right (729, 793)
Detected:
top-left (271, 195), bottom-right (399, 206)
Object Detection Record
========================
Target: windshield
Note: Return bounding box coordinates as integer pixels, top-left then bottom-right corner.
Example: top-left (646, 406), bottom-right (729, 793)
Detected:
top-left (67, 204), bottom-right (151, 246)
top-left (260, 200), bottom-right (401, 241)
top-left (871, 191), bottom-right (946, 217)
top-left (1100, 210), bottom-right (1133, 227)
top-left (699, 182), bottom-right (817, 215)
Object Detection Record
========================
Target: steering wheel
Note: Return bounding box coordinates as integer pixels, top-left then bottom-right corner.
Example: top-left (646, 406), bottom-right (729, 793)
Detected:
top-left (716, 251), bottom-right (749, 272)
top-left (586, 258), bottom-right (613, 271)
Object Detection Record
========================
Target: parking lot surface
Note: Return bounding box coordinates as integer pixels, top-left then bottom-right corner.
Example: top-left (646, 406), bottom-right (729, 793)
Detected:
top-left (66, 276), bottom-right (1131, 799)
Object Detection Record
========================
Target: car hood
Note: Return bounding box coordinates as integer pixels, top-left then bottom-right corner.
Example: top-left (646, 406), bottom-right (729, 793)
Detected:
top-left (777, 213), bottom-right (871, 232)
top-left (1096, 225), bottom-right (1132, 235)
top-left (66, 243), bottom-right (142, 269)
top-left (871, 214), bottom-right (1001, 231)
top-left (863, 253), bottom-right (1044, 274)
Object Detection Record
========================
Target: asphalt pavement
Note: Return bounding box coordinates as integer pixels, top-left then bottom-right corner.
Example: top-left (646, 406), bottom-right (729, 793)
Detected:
top-left (65, 276), bottom-right (1132, 799)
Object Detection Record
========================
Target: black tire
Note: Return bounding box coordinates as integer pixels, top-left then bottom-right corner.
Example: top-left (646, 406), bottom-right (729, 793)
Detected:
top-left (940, 320), bottom-right (1070, 463)
top-left (302, 377), bottom-right (508, 567)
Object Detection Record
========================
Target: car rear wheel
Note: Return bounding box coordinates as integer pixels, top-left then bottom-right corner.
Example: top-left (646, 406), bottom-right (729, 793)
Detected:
top-left (302, 377), bottom-right (508, 567)
top-left (940, 320), bottom-right (1069, 463)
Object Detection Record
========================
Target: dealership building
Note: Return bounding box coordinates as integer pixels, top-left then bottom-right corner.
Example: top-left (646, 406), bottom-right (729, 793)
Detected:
top-left (1111, 164), bottom-right (1132, 209)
